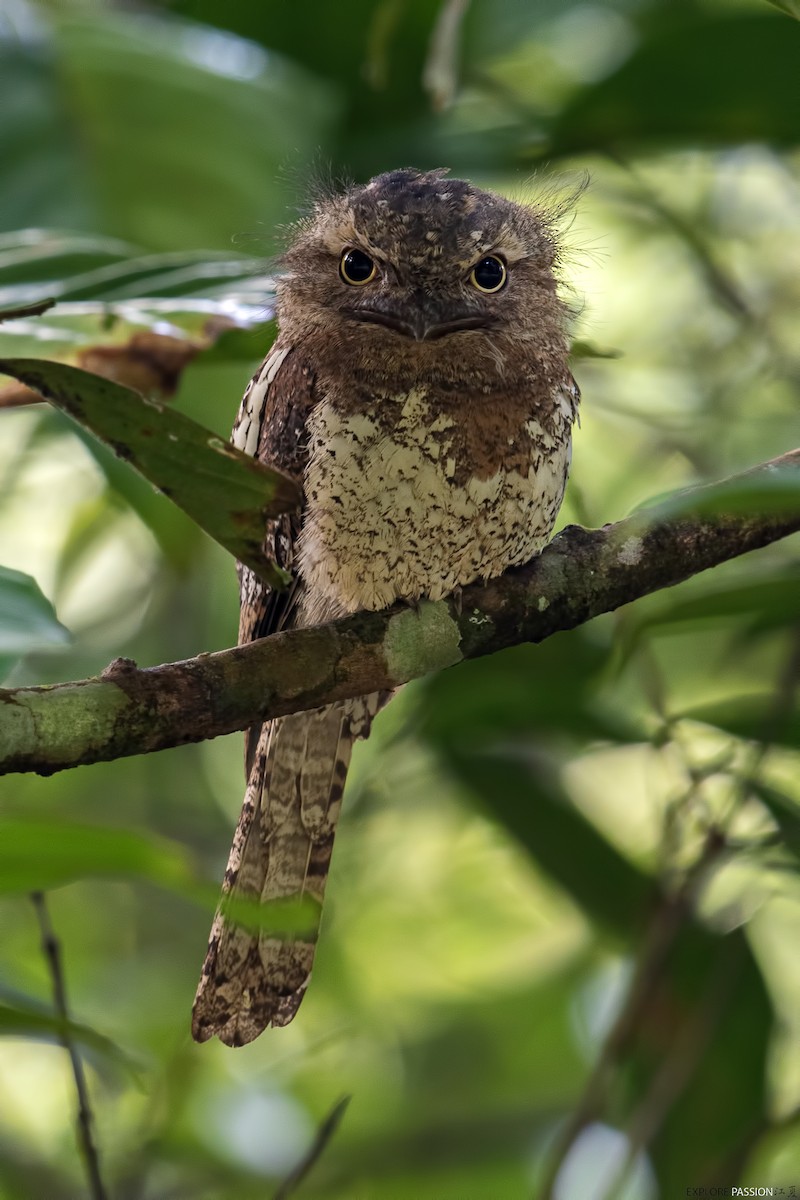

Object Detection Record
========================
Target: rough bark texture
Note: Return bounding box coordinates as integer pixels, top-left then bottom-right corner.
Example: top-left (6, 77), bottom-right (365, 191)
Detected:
top-left (1, 449), bottom-right (798, 777)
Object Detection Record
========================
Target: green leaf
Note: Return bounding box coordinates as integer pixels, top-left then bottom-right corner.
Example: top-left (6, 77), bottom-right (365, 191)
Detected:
top-left (0, 994), bottom-right (139, 1077)
top-left (0, 565), bottom-right (70, 682)
top-left (569, 338), bottom-right (623, 361)
top-left (29, 408), bottom-right (206, 573)
top-left (0, 819), bottom-right (321, 937)
top-left (749, 780), bottom-right (800, 860)
top-left (764, 0), bottom-right (800, 19)
top-left (0, 229), bottom-right (140, 285)
top-left (421, 639), bottom-right (654, 937)
top-left (0, 565), bottom-right (70, 655)
top-left (0, 38), bottom-right (91, 233)
top-left (419, 634), bottom-right (645, 749)
top-left (620, 569), bottom-right (800, 658)
top-left (56, 12), bottom-right (336, 252)
top-left (437, 725), bottom-right (774, 1186)
top-left (219, 891), bottom-right (322, 939)
top-left (48, 250), bottom-right (262, 304)
top-left (0, 357), bottom-right (300, 587)
top-left (197, 320), bottom-right (277, 365)
top-left (0, 820), bottom-right (197, 895)
top-left (444, 742), bottom-right (655, 939)
top-left (679, 694), bottom-right (800, 749)
top-left (0, 229), bottom-right (266, 306)
top-left (638, 466), bottom-right (800, 522)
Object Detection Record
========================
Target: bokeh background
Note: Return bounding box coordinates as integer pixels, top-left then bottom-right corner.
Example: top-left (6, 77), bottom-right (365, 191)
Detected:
top-left (1, 0), bottom-right (800, 1197)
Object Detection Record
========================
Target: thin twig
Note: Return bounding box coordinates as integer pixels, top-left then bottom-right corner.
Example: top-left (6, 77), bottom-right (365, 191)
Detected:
top-left (536, 829), bottom-right (726, 1199)
top-left (597, 936), bottom-right (743, 1200)
top-left (606, 152), bottom-right (757, 324)
top-left (593, 631), bottom-right (800, 1199)
top-left (273, 1095), bottom-right (350, 1200)
top-left (31, 891), bottom-right (109, 1200)
top-left (537, 618), bottom-right (799, 1197)
top-left (0, 297), bottom-right (56, 323)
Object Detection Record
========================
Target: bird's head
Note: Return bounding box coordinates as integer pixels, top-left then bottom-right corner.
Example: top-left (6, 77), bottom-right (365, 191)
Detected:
top-left (277, 168), bottom-right (571, 388)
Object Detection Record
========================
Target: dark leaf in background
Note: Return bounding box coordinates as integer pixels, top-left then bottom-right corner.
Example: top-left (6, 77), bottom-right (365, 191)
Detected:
top-left (418, 633), bottom-right (646, 748)
top-left (629, 925), bottom-right (771, 1194)
top-left (0, 10), bottom-right (335, 250)
top-left (0, 35), bottom-right (94, 232)
top-left (175, 0), bottom-right (443, 170)
top-left (444, 741), bottom-right (655, 940)
top-left (550, 12), bottom-right (800, 156)
top-left (622, 568), bottom-right (800, 638)
top-left (56, 10), bottom-right (336, 250)
top-left (0, 230), bottom-right (267, 303)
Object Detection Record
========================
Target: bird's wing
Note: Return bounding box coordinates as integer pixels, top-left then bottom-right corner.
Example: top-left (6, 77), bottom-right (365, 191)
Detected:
top-left (230, 341), bottom-right (319, 775)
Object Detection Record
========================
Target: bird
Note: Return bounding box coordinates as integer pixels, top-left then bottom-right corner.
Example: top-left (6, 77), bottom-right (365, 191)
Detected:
top-left (191, 167), bottom-right (580, 1046)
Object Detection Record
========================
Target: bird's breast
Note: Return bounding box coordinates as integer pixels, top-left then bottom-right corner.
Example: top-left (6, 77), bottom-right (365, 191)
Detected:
top-left (297, 387), bottom-right (572, 622)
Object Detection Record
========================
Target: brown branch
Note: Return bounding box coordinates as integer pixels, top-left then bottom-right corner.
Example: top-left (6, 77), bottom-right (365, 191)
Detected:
top-left (0, 297), bottom-right (57, 323)
top-left (1, 449), bottom-right (799, 778)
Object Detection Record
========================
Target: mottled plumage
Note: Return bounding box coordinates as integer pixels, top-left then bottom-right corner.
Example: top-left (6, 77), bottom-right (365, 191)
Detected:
top-left (192, 168), bottom-right (579, 1046)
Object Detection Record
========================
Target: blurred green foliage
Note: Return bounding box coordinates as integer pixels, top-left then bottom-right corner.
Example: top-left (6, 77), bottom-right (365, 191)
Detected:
top-left (1, 0), bottom-right (800, 1197)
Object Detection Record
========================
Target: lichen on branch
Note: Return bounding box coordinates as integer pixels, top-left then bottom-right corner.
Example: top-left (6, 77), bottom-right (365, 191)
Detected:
top-left (1, 449), bottom-right (798, 778)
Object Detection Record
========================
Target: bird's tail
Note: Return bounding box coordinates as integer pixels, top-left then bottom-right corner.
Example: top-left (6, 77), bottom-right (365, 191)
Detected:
top-left (192, 697), bottom-right (377, 1046)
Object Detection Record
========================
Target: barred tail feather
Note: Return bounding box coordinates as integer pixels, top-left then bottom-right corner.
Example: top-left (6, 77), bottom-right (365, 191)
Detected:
top-left (192, 696), bottom-right (377, 1046)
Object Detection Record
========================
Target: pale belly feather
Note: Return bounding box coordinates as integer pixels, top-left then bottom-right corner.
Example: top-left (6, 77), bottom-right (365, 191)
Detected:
top-left (298, 388), bottom-right (570, 622)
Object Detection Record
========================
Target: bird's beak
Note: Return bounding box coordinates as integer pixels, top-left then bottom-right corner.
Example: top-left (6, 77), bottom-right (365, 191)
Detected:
top-left (345, 297), bottom-right (489, 341)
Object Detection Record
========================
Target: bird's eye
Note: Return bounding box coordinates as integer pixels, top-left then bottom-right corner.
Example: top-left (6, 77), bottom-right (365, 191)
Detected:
top-left (469, 255), bottom-right (507, 294)
top-left (340, 248), bottom-right (377, 286)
